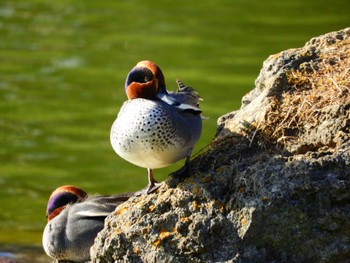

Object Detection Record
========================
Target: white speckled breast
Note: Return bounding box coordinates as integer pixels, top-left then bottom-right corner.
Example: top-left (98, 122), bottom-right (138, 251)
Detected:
top-left (110, 98), bottom-right (201, 169)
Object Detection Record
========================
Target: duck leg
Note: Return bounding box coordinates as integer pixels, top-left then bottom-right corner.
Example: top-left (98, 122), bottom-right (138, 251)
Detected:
top-left (146, 168), bottom-right (162, 193)
top-left (135, 168), bottom-right (162, 196)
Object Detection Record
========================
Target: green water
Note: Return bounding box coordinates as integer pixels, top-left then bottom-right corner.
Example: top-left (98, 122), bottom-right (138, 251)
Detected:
top-left (0, 0), bottom-right (349, 260)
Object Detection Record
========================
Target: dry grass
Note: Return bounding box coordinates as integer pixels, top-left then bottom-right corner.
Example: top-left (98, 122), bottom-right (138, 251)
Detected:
top-left (198, 35), bottom-right (350, 162)
top-left (262, 39), bottom-right (350, 146)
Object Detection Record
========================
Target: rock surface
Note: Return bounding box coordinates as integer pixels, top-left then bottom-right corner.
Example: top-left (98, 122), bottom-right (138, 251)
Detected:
top-left (91, 28), bottom-right (350, 263)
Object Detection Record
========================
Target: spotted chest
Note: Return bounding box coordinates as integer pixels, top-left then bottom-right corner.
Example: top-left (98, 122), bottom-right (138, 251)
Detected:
top-left (110, 99), bottom-right (189, 168)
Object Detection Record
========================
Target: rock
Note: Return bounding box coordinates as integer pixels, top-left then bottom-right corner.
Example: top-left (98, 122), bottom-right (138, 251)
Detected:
top-left (91, 28), bottom-right (350, 263)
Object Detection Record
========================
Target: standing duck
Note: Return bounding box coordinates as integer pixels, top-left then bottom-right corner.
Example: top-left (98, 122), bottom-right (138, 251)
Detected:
top-left (110, 60), bottom-right (202, 195)
top-left (42, 185), bottom-right (132, 262)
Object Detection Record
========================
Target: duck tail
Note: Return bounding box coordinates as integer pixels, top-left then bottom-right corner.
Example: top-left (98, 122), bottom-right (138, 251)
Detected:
top-left (175, 79), bottom-right (202, 108)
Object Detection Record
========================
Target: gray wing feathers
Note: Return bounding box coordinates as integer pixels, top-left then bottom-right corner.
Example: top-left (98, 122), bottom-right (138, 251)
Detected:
top-left (169, 80), bottom-right (202, 113)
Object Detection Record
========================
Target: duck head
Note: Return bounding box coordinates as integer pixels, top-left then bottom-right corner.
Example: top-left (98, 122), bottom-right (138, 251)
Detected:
top-left (125, 60), bottom-right (181, 106)
top-left (46, 185), bottom-right (87, 221)
top-left (125, 60), bottom-right (165, 100)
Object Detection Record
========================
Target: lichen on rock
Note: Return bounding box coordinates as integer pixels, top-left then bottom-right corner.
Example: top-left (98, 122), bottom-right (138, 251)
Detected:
top-left (91, 28), bottom-right (350, 263)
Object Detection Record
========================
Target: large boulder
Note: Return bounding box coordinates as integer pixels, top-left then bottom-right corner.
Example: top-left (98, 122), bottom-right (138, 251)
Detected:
top-left (91, 28), bottom-right (350, 263)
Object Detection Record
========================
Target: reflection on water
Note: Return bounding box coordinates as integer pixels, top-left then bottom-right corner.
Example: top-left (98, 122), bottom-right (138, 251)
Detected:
top-left (0, 245), bottom-right (50, 263)
top-left (0, 0), bottom-right (349, 260)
